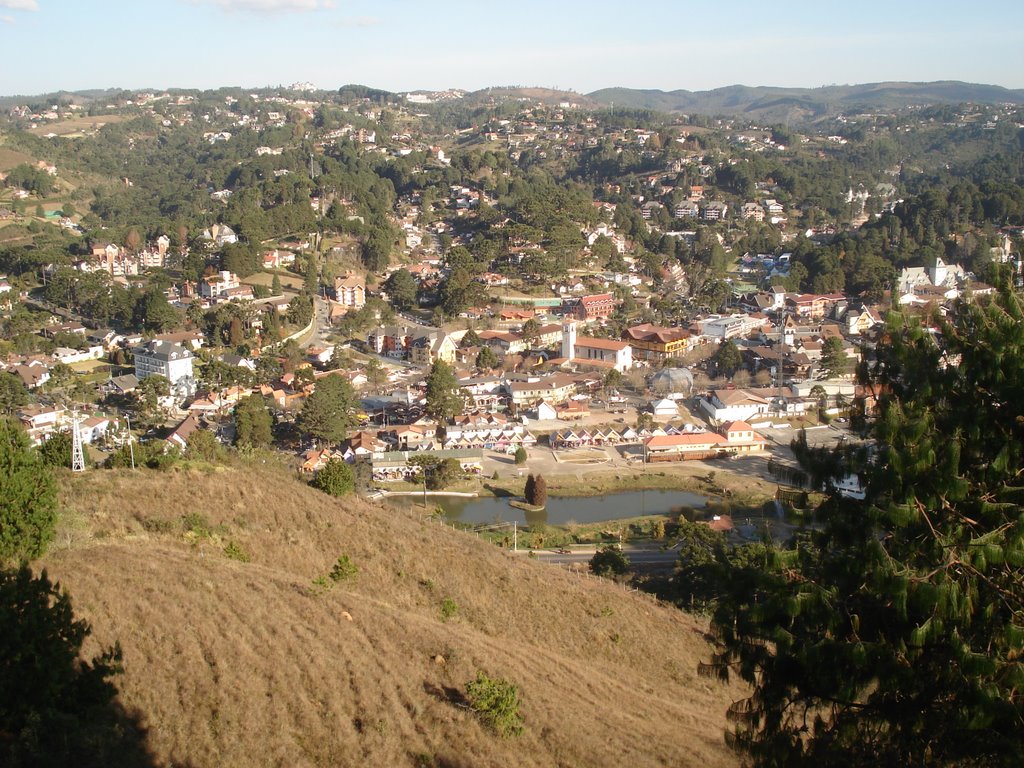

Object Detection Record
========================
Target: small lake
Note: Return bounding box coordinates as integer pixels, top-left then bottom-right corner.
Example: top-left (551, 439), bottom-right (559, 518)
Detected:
top-left (385, 488), bottom-right (708, 526)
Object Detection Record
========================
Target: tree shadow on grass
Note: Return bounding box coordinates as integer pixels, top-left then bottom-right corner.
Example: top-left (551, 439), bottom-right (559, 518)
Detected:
top-left (1, 566), bottom-right (179, 768)
top-left (482, 483), bottom-right (515, 498)
top-left (423, 680), bottom-right (469, 708)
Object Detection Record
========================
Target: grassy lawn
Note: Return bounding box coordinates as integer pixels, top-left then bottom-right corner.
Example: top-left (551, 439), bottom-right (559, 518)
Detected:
top-left (241, 270), bottom-right (303, 292)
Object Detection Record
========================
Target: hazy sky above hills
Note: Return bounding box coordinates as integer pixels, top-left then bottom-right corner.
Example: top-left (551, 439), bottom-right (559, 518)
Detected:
top-left (1, 0), bottom-right (1022, 96)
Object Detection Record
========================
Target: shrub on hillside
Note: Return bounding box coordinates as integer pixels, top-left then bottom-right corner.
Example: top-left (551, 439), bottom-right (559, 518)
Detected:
top-left (465, 671), bottom-right (524, 738)
top-left (441, 597), bottom-right (458, 622)
top-left (590, 546), bottom-right (630, 579)
top-left (312, 459), bottom-right (354, 497)
top-left (328, 554), bottom-right (358, 582)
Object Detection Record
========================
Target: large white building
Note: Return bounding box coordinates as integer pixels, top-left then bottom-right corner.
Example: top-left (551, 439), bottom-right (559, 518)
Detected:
top-left (133, 340), bottom-right (196, 398)
top-left (561, 322), bottom-right (633, 372)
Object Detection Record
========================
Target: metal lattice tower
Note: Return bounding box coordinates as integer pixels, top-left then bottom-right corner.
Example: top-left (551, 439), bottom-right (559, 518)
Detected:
top-left (70, 410), bottom-right (86, 472)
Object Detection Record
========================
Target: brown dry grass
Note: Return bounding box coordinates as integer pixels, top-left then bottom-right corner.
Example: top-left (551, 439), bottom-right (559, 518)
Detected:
top-left (42, 462), bottom-right (743, 768)
top-left (0, 146), bottom-right (36, 171)
top-left (25, 114), bottom-right (128, 137)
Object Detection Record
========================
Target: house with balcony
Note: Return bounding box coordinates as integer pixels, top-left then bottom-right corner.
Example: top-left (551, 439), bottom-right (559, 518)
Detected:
top-left (133, 340), bottom-right (195, 398)
top-left (332, 272), bottom-right (366, 310)
top-left (623, 323), bottom-right (693, 363)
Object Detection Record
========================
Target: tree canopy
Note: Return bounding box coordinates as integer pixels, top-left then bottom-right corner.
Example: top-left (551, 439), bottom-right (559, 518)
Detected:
top-left (0, 420), bottom-right (57, 565)
top-left (311, 458), bottom-right (355, 497)
top-left (298, 374), bottom-right (357, 445)
top-left (234, 394), bottom-right (273, 449)
top-left (424, 360), bottom-right (466, 422)
top-left (704, 287), bottom-right (1024, 765)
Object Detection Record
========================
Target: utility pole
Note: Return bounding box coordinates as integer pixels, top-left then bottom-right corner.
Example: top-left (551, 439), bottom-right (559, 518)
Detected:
top-left (513, 520), bottom-right (517, 552)
top-left (70, 410), bottom-right (85, 472)
top-left (125, 413), bottom-right (136, 470)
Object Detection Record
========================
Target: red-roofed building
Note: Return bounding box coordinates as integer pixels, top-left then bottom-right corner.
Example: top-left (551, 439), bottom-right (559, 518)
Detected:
top-left (643, 421), bottom-right (766, 462)
top-left (561, 321), bottom-right (633, 372)
top-left (568, 292), bottom-right (617, 321)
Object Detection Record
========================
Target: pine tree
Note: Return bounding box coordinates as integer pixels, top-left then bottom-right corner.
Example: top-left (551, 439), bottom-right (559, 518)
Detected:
top-left (424, 360), bottom-right (466, 422)
top-left (524, 474), bottom-right (535, 505)
top-left (298, 375), bottom-right (357, 446)
top-left (704, 286), bottom-right (1024, 765)
top-left (528, 474), bottom-right (547, 508)
top-left (0, 419), bottom-right (57, 565)
top-left (234, 395), bottom-right (273, 449)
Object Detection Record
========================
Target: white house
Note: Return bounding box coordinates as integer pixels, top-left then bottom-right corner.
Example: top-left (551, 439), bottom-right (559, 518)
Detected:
top-left (651, 398), bottom-right (679, 419)
top-left (699, 389), bottom-right (772, 423)
top-left (133, 340), bottom-right (195, 398)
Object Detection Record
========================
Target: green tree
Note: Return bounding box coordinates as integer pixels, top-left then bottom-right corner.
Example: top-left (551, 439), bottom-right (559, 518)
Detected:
top-left (37, 431), bottom-right (90, 469)
top-left (0, 420), bottom-right (57, 564)
top-left (234, 394), bottom-right (273, 449)
top-left (298, 374), bottom-right (357, 445)
top-left (590, 545), bottom-right (630, 578)
top-left (521, 318), bottom-right (540, 346)
top-left (475, 346), bottom-right (498, 370)
top-left (704, 288), bottom-right (1024, 765)
top-left (185, 428), bottom-right (221, 462)
top-left (0, 565), bottom-right (149, 767)
top-left (603, 368), bottom-right (623, 395)
top-left (303, 257), bottom-right (319, 296)
top-left (513, 446), bottom-right (527, 465)
top-left (286, 295), bottom-right (314, 328)
top-left (311, 458), bottom-right (354, 497)
top-left (227, 315), bottom-right (245, 348)
top-left (428, 457), bottom-right (463, 490)
top-left (525, 473), bottom-right (546, 507)
top-left (382, 268), bottom-right (418, 311)
top-left (712, 340), bottom-right (743, 378)
top-left (0, 373), bottom-right (29, 414)
top-left (424, 360), bottom-right (466, 422)
top-left (137, 374), bottom-right (170, 420)
top-left (465, 671), bottom-right (524, 738)
top-left (363, 357), bottom-right (387, 394)
top-left (136, 287), bottom-right (180, 332)
top-left (817, 336), bottom-right (851, 379)
top-left (271, 272), bottom-right (283, 296)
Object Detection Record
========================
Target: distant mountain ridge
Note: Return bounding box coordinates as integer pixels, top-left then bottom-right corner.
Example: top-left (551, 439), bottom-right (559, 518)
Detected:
top-left (585, 81), bottom-right (1024, 118)
top-left (4, 81), bottom-right (1023, 120)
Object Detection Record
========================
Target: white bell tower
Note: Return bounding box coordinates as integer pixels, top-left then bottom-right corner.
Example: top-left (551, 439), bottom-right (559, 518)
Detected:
top-left (561, 320), bottom-right (577, 361)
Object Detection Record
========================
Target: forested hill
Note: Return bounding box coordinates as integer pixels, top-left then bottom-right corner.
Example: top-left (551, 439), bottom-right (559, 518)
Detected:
top-left (587, 81), bottom-right (1024, 119)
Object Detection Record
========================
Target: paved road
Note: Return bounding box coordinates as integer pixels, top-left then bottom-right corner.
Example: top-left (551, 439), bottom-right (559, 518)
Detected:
top-left (300, 296), bottom-right (331, 349)
top-left (527, 542), bottom-right (681, 574)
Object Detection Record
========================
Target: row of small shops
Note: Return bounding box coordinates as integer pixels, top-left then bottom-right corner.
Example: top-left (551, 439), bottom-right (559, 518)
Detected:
top-left (551, 421), bottom-right (769, 462)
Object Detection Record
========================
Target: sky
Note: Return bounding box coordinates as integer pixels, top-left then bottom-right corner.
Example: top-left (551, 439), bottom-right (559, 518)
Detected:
top-left (2, 0), bottom-right (1023, 97)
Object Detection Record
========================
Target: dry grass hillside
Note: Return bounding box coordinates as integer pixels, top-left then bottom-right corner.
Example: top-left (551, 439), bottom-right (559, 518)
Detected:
top-left (42, 461), bottom-right (742, 768)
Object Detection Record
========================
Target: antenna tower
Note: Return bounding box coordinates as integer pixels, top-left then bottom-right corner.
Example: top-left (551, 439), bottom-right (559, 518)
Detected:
top-left (70, 410), bottom-right (86, 472)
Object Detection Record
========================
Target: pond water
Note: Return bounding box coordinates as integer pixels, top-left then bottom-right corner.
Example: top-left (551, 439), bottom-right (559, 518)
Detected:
top-left (385, 488), bottom-right (708, 526)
